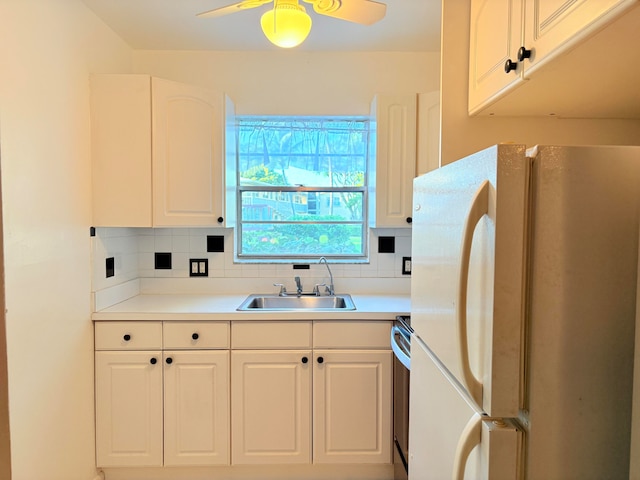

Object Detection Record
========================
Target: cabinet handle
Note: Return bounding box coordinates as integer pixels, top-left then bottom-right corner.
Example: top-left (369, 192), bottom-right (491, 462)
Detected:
top-left (317, 356), bottom-right (324, 364)
top-left (406, 217), bottom-right (412, 224)
top-left (150, 357), bottom-right (157, 365)
top-left (217, 217), bottom-right (224, 224)
top-left (166, 357), bottom-right (173, 365)
top-left (504, 59), bottom-right (517, 73)
top-left (517, 46), bottom-right (532, 62)
top-left (302, 356), bottom-right (309, 364)
top-left (192, 333), bottom-right (199, 340)
top-left (123, 334), bottom-right (131, 342)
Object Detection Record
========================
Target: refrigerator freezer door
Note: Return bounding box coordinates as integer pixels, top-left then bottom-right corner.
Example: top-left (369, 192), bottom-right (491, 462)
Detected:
top-left (411, 144), bottom-right (530, 417)
top-left (408, 337), bottom-right (521, 480)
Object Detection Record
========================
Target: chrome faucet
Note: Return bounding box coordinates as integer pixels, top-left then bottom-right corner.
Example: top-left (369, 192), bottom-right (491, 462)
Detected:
top-left (319, 257), bottom-right (335, 296)
top-left (295, 276), bottom-right (303, 296)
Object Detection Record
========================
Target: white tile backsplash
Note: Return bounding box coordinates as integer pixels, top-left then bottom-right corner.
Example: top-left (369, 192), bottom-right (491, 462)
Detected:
top-left (91, 226), bottom-right (412, 294)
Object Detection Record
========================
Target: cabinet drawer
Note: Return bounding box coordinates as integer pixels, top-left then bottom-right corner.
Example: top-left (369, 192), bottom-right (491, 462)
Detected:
top-left (95, 322), bottom-right (162, 350)
top-left (163, 322), bottom-right (229, 349)
top-left (232, 322), bottom-right (312, 349)
top-left (313, 321), bottom-right (391, 349)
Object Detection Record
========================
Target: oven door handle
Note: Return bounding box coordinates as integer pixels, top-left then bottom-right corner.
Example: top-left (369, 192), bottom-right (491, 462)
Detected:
top-left (391, 326), bottom-right (411, 370)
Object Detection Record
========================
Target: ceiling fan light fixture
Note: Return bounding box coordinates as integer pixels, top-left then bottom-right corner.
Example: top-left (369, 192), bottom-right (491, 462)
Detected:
top-left (260, 0), bottom-right (312, 48)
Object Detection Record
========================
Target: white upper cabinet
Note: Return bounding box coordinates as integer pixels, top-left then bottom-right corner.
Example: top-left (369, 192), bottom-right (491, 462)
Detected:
top-left (90, 74), bottom-right (229, 227)
top-left (468, 0), bottom-right (524, 114)
top-left (151, 78), bottom-right (224, 226)
top-left (469, 0), bottom-right (640, 116)
top-left (369, 94), bottom-right (417, 228)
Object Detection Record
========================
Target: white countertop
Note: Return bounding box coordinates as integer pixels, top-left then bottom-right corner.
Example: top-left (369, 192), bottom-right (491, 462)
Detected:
top-left (92, 293), bottom-right (411, 321)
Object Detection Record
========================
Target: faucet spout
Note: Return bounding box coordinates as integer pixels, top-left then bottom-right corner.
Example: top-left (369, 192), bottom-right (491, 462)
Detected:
top-left (319, 257), bottom-right (335, 296)
top-left (295, 276), bottom-right (303, 296)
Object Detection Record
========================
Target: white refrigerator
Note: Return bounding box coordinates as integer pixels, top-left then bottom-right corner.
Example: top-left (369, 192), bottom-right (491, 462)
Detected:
top-left (408, 144), bottom-right (640, 479)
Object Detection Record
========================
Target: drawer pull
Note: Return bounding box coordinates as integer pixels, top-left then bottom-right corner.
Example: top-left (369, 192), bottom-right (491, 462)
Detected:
top-left (166, 357), bottom-right (173, 365)
top-left (192, 333), bottom-right (199, 340)
top-left (150, 357), bottom-right (157, 365)
top-left (123, 334), bottom-right (131, 342)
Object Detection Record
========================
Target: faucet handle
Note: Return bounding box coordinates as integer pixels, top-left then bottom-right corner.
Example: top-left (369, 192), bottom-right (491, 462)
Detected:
top-left (313, 283), bottom-right (326, 296)
top-left (273, 283), bottom-right (287, 296)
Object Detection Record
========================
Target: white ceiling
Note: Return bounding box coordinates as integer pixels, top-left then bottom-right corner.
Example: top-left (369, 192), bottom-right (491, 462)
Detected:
top-left (80, 0), bottom-right (441, 52)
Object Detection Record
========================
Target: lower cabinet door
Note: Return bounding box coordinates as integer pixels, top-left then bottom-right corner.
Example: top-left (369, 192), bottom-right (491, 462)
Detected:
top-left (95, 351), bottom-right (163, 467)
top-left (163, 350), bottom-right (230, 466)
top-left (231, 350), bottom-right (312, 464)
top-left (313, 350), bottom-right (393, 464)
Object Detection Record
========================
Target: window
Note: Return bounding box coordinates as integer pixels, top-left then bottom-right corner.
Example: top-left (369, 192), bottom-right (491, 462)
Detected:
top-left (235, 116), bottom-right (370, 260)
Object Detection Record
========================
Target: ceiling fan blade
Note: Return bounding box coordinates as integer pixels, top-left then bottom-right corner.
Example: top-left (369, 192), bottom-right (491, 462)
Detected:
top-left (197, 0), bottom-right (272, 19)
top-left (310, 0), bottom-right (386, 25)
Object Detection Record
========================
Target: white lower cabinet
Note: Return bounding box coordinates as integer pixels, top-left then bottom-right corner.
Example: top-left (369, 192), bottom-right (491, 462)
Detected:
top-left (163, 350), bottom-right (230, 466)
top-left (94, 321), bottom-right (230, 468)
top-left (313, 350), bottom-right (392, 464)
top-left (230, 320), bottom-right (393, 466)
top-left (231, 350), bottom-right (312, 464)
top-left (95, 350), bottom-right (164, 467)
top-left (95, 319), bottom-right (392, 472)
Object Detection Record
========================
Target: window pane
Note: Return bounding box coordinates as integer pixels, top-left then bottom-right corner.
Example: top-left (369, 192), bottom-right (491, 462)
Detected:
top-left (241, 191), bottom-right (363, 222)
top-left (238, 118), bottom-right (368, 187)
top-left (240, 223), bottom-right (364, 256)
top-left (235, 116), bottom-right (369, 260)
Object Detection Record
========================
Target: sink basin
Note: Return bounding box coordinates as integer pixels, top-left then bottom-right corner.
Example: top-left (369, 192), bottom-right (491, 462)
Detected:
top-left (237, 294), bottom-right (356, 311)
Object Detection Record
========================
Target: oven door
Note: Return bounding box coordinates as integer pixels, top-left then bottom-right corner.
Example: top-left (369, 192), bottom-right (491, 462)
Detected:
top-left (392, 316), bottom-right (411, 480)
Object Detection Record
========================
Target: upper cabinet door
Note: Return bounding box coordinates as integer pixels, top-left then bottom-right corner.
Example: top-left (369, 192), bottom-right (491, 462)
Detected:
top-left (152, 78), bottom-right (225, 227)
top-left (91, 74), bottom-right (153, 227)
top-left (370, 94), bottom-right (417, 228)
top-left (468, 0), bottom-right (524, 114)
top-left (524, 0), bottom-right (637, 74)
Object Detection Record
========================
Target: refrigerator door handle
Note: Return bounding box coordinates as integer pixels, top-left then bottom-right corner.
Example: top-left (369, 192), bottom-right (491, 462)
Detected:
top-left (452, 413), bottom-right (482, 480)
top-left (457, 180), bottom-right (488, 407)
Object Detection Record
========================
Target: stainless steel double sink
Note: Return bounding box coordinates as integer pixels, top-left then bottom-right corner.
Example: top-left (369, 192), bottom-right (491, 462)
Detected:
top-left (237, 293), bottom-right (356, 311)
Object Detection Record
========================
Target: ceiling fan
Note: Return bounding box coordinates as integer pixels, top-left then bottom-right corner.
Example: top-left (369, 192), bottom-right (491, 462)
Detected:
top-left (197, 0), bottom-right (387, 48)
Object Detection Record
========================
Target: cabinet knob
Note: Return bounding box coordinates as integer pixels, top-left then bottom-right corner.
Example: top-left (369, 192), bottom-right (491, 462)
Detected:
top-left (166, 357), bottom-right (173, 365)
top-left (302, 356), bottom-right (309, 364)
top-left (517, 46), bottom-right (532, 62)
top-left (192, 333), bottom-right (199, 340)
top-left (123, 334), bottom-right (131, 342)
top-left (150, 357), bottom-right (157, 365)
top-left (317, 356), bottom-right (324, 364)
top-left (406, 217), bottom-right (412, 224)
top-left (504, 59), bottom-right (517, 73)
top-left (217, 217), bottom-right (224, 224)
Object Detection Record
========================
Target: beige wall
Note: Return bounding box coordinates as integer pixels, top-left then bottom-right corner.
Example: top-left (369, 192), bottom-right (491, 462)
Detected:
top-left (0, 0), bottom-right (132, 478)
top-left (133, 50), bottom-right (440, 116)
top-left (440, 0), bottom-right (640, 166)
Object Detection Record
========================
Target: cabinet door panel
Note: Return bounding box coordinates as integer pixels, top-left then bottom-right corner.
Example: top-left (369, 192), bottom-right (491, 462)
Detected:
top-left (313, 350), bottom-right (392, 464)
top-left (95, 351), bottom-right (163, 467)
top-left (152, 78), bottom-right (224, 226)
top-left (90, 74), bottom-right (153, 227)
top-left (231, 350), bottom-right (311, 464)
top-left (370, 94), bottom-right (417, 227)
top-left (524, 0), bottom-right (636, 74)
top-left (468, 0), bottom-right (524, 114)
top-left (164, 351), bottom-right (230, 465)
